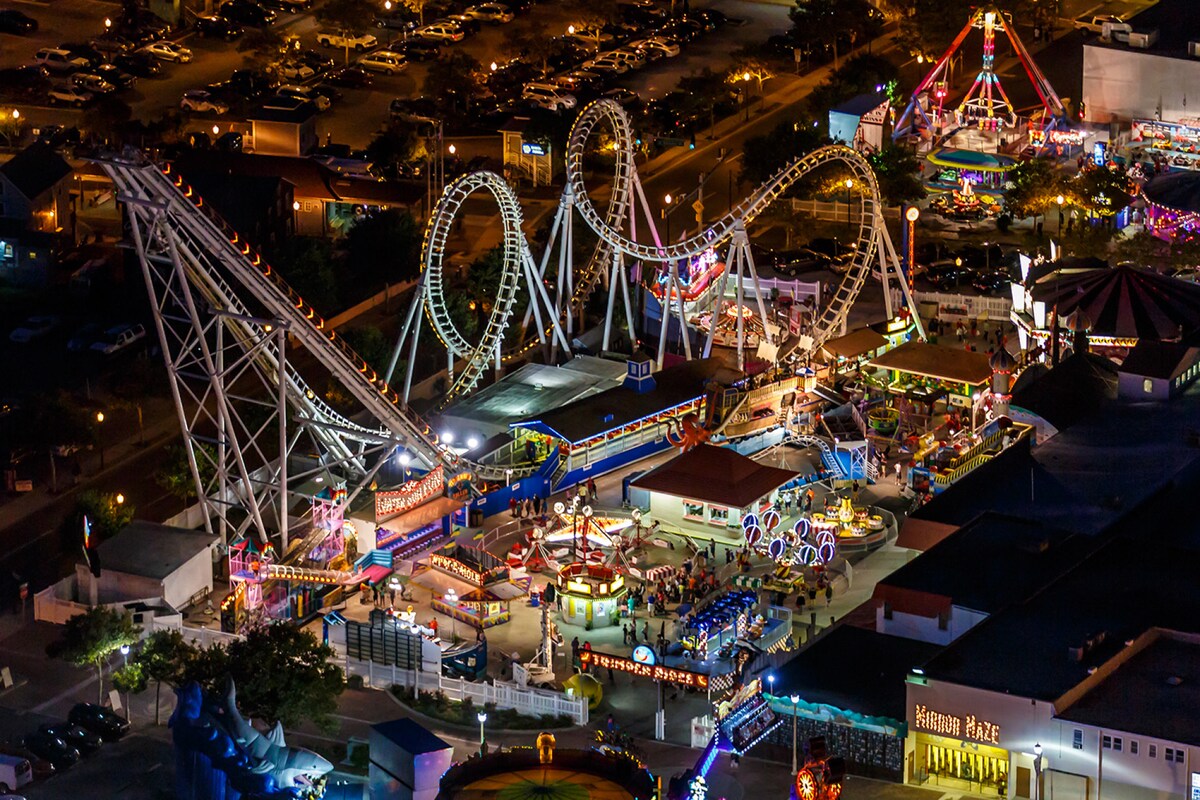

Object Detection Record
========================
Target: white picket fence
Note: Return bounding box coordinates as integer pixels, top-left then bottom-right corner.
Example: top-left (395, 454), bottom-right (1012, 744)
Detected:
top-left (344, 657), bottom-right (588, 725)
top-left (149, 616), bottom-right (244, 648)
top-left (894, 289), bottom-right (1012, 320)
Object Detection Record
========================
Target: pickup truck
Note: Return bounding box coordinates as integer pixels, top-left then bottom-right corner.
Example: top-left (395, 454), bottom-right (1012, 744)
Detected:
top-left (1073, 14), bottom-right (1127, 35)
top-left (315, 30), bottom-right (377, 51)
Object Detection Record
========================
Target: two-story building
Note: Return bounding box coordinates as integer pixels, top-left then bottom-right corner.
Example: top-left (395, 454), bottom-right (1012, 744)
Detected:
top-left (0, 143), bottom-right (74, 285)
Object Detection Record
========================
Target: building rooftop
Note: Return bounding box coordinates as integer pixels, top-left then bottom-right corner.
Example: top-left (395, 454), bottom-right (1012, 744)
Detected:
top-left (1084, 0), bottom-right (1200, 62)
top-left (870, 340), bottom-right (993, 386)
top-left (1011, 351), bottom-right (1118, 432)
top-left (371, 718), bottom-right (451, 754)
top-left (0, 143), bottom-right (72, 201)
top-left (631, 444), bottom-right (798, 508)
top-left (774, 624), bottom-right (941, 724)
top-left (876, 514), bottom-right (1093, 616)
top-left (1058, 630), bottom-right (1200, 747)
top-left (822, 327), bottom-right (888, 361)
top-left (1118, 340), bottom-right (1200, 380)
top-left (95, 521), bottom-right (217, 581)
top-left (512, 357), bottom-right (739, 444)
top-left (1029, 265), bottom-right (1200, 342)
top-left (440, 356), bottom-right (628, 440)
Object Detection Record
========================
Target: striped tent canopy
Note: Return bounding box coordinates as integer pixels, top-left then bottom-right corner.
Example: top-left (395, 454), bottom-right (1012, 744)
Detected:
top-left (732, 574), bottom-right (763, 590)
top-left (1030, 265), bottom-right (1200, 341)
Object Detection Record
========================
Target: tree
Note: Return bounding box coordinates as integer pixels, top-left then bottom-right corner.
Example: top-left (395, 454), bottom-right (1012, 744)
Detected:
top-left (75, 490), bottom-right (134, 542)
top-left (400, 0), bottom-right (433, 24)
top-left (1067, 163), bottom-right (1134, 220)
top-left (740, 120), bottom-right (828, 186)
top-left (805, 53), bottom-right (899, 122)
top-left (273, 236), bottom-right (341, 314)
top-left (791, 0), bottom-right (880, 68)
top-left (1002, 158), bottom-right (1066, 221)
top-left (224, 625), bottom-right (344, 732)
top-left (868, 145), bottom-right (927, 206)
top-left (366, 124), bottom-right (427, 180)
top-left (503, 19), bottom-right (556, 74)
top-left (340, 326), bottom-right (392, 375)
top-left (132, 629), bottom-right (198, 725)
top-left (423, 51), bottom-right (484, 116)
top-left (50, 607), bottom-right (140, 704)
top-left (894, 0), bottom-right (965, 60)
top-left (317, 0), bottom-right (377, 63)
top-left (20, 392), bottom-right (94, 492)
top-left (237, 27), bottom-right (287, 68)
top-left (155, 443), bottom-right (217, 502)
top-left (1115, 230), bottom-right (1168, 268)
top-left (345, 209), bottom-right (423, 287)
top-left (81, 97), bottom-right (133, 145)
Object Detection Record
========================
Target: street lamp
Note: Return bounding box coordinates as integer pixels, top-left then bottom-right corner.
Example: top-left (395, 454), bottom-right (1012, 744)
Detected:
top-left (477, 712), bottom-right (487, 747)
top-left (904, 206), bottom-right (920, 295)
top-left (448, 144), bottom-right (456, 156)
top-left (444, 588), bottom-right (458, 640)
top-left (790, 694), bottom-right (800, 774)
top-left (490, 61), bottom-right (498, 72)
top-left (116, 493), bottom-right (125, 505)
top-left (1055, 194), bottom-right (1065, 236)
top-left (1033, 743), bottom-right (1044, 800)
top-left (844, 178), bottom-right (854, 223)
top-left (120, 644), bottom-right (130, 718)
top-left (104, 17), bottom-right (112, 28)
top-left (662, 194), bottom-right (674, 245)
top-left (767, 673), bottom-right (775, 695)
top-left (96, 411), bottom-right (106, 469)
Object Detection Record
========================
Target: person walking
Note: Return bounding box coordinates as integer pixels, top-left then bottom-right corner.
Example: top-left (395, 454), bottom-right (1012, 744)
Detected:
top-left (510, 497), bottom-right (519, 519)
top-left (641, 621), bottom-right (649, 642)
top-left (586, 477), bottom-right (597, 502)
top-left (894, 460), bottom-right (903, 485)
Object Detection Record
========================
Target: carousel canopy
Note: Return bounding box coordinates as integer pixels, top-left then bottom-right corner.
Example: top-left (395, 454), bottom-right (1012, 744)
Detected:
top-left (631, 444), bottom-right (798, 508)
top-left (1030, 264), bottom-right (1200, 341)
top-left (926, 147), bottom-right (1016, 172)
top-left (1143, 167), bottom-right (1200, 215)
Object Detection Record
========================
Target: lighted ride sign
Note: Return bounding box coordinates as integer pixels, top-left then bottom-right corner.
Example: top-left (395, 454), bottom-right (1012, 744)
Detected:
top-left (375, 466), bottom-right (445, 522)
top-left (579, 650), bottom-right (709, 689)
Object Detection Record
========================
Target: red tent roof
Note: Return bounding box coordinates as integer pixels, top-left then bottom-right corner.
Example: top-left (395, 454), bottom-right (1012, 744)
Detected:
top-left (1031, 265), bottom-right (1200, 341)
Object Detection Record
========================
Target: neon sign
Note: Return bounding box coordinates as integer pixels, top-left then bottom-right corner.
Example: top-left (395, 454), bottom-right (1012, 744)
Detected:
top-left (375, 466), bottom-right (444, 521)
top-left (579, 650), bottom-right (709, 688)
top-left (430, 552), bottom-right (483, 586)
top-left (913, 704), bottom-right (1000, 744)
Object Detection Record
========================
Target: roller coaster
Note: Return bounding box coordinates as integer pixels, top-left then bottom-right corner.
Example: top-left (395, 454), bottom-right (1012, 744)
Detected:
top-left (100, 99), bottom-right (917, 547)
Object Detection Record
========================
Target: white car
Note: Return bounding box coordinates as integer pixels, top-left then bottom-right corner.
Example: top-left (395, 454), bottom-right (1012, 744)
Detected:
top-left (71, 73), bottom-right (117, 94)
top-left (275, 61), bottom-right (316, 80)
top-left (141, 41), bottom-right (193, 62)
top-left (521, 82), bottom-right (576, 111)
top-left (277, 84), bottom-right (331, 111)
top-left (48, 85), bottom-right (95, 106)
top-left (34, 48), bottom-right (90, 73)
top-left (583, 54), bottom-right (628, 74)
top-left (9, 316), bottom-right (60, 343)
top-left (565, 25), bottom-right (612, 46)
top-left (315, 30), bottom-right (378, 51)
top-left (463, 3), bottom-right (513, 23)
top-left (90, 323), bottom-right (146, 354)
top-left (609, 46), bottom-right (646, 68)
top-left (180, 89), bottom-right (229, 114)
top-left (1073, 14), bottom-right (1124, 34)
top-left (632, 36), bottom-right (680, 58)
top-left (358, 50), bottom-right (406, 74)
top-left (416, 22), bottom-right (465, 42)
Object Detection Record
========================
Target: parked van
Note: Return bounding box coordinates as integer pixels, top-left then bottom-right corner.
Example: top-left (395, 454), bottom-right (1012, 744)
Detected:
top-left (0, 753), bottom-right (34, 792)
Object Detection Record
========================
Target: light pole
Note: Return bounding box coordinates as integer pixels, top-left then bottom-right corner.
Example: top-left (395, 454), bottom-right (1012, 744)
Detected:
top-left (120, 644), bottom-right (130, 718)
top-left (767, 672), bottom-right (775, 696)
top-left (1056, 194), bottom-right (1065, 236)
top-left (844, 178), bottom-right (854, 224)
top-left (581, 505), bottom-right (593, 560)
top-left (790, 694), bottom-right (800, 774)
top-left (1033, 743), bottom-right (1044, 800)
top-left (95, 412), bottom-right (106, 469)
top-left (904, 206), bottom-right (919, 297)
top-left (662, 193), bottom-right (673, 245)
top-left (445, 588), bottom-right (458, 640)
top-left (477, 712), bottom-right (487, 751)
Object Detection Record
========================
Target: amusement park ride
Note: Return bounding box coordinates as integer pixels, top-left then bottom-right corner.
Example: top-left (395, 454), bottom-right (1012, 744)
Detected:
top-left (893, 5), bottom-right (1070, 148)
top-left (98, 98), bottom-right (919, 550)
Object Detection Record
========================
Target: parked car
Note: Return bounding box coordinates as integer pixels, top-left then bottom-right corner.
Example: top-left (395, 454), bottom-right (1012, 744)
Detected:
top-left (71, 73), bottom-right (117, 94)
top-left (113, 51), bottom-right (161, 76)
top-left (68, 705), bottom-right (129, 742)
top-left (373, 9), bottom-right (417, 30)
top-left (925, 262), bottom-right (972, 290)
top-left (0, 66), bottom-right (50, 98)
top-left (316, 30), bottom-right (377, 51)
top-left (521, 83), bottom-right (576, 111)
top-left (180, 89), bottom-right (228, 113)
top-left (92, 64), bottom-right (137, 89)
top-left (47, 85), bottom-right (94, 106)
top-left (357, 51), bottom-right (406, 74)
top-left (1073, 13), bottom-right (1124, 34)
top-left (582, 53), bottom-right (628, 74)
top-left (464, 3), bottom-right (513, 23)
top-left (601, 87), bottom-right (641, 107)
top-left (630, 36), bottom-right (679, 58)
top-left (416, 22), bottom-right (465, 42)
top-left (88, 33), bottom-right (137, 56)
top-left (195, 15), bottom-right (243, 39)
top-left (90, 323), bottom-right (146, 355)
top-left (445, 14), bottom-right (481, 35)
top-left (38, 724), bottom-right (100, 756)
top-left (0, 9), bottom-right (37, 34)
top-left (20, 732), bottom-right (78, 770)
top-left (224, 68), bottom-right (276, 97)
top-left (390, 38), bottom-right (440, 61)
top-left (34, 124), bottom-right (80, 148)
top-left (140, 40), bottom-right (192, 62)
top-left (276, 84), bottom-right (330, 111)
top-left (34, 48), bottom-right (89, 73)
top-left (274, 61), bottom-right (315, 80)
top-left (259, 0), bottom-right (309, 12)
top-left (294, 48), bottom-right (334, 72)
top-left (66, 323), bottom-right (103, 352)
top-left (774, 248), bottom-right (827, 276)
top-left (218, 0), bottom-right (276, 27)
top-left (565, 24), bottom-right (612, 47)
top-left (323, 65), bottom-right (372, 88)
top-left (0, 754), bottom-right (31, 794)
top-left (0, 746), bottom-right (52, 781)
top-left (971, 270), bottom-right (1010, 296)
top-left (609, 46), bottom-right (647, 68)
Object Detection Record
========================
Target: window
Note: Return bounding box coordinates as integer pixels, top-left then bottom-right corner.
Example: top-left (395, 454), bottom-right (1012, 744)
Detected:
top-left (882, 602), bottom-right (893, 620)
top-left (682, 501), bottom-right (704, 521)
top-left (708, 506), bottom-right (729, 526)
top-left (1165, 747), bottom-right (1185, 763)
top-left (1073, 730), bottom-right (1083, 750)
top-left (1114, 738), bottom-right (1123, 752)
top-left (1144, 378), bottom-right (1154, 393)
top-left (1130, 740), bottom-right (1139, 755)
top-left (1103, 736), bottom-right (1112, 749)
top-left (1103, 736), bottom-right (1122, 751)
top-left (1149, 744), bottom-right (1157, 759)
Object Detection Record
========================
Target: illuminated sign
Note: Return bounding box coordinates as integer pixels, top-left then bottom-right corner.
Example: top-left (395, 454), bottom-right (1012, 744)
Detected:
top-left (913, 704), bottom-right (1000, 744)
top-left (579, 650), bottom-right (709, 689)
top-left (375, 466), bottom-right (444, 521)
top-left (1047, 129), bottom-right (1085, 146)
top-left (632, 645), bottom-right (657, 666)
top-left (521, 142), bottom-right (547, 156)
top-left (430, 552), bottom-right (483, 586)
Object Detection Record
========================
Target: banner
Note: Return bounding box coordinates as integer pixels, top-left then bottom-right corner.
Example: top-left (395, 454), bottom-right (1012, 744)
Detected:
top-left (375, 466), bottom-right (444, 522)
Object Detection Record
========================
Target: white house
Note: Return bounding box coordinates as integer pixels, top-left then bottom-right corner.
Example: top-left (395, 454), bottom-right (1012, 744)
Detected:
top-left (79, 521), bottom-right (218, 610)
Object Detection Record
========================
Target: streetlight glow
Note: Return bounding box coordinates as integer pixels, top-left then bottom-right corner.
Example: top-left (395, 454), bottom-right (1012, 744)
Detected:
top-left (212, 125), bottom-right (220, 136)
top-left (448, 144), bottom-right (456, 155)
top-left (466, 436), bottom-right (479, 449)
top-left (96, 412), bottom-right (104, 423)
top-left (293, 201), bottom-right (301, 211)
top-left (116, 494), bottom-right (125, 505)
top-left (441, 431), bottom-right (454, 445)
top-left (906, 206), bottom-right (920, 223)
top-left (490, 61), bottom-right (498, 71)
top-left (844, 178), bottom-right (854, 189)
top-left (664, 193), bottom-right (672, 205)
top-left (1056, 194), bottom-right (1065, 206)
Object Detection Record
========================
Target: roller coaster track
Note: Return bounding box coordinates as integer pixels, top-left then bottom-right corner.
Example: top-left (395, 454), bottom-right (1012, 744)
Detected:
top-left (403, 100), bottom-right (887, 407)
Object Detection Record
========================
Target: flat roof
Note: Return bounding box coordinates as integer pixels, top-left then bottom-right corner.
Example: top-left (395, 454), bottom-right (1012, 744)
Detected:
top-left (1083, 0), bottom-right (1200, 62)
top-left (371, 718), bottom-right (451, 754)
top-left (775, 624), bottom-right (941, 723)
top-left (95, 521), bottom-right (217, 580)
top-left (440, 356), bottom-right (627, 439)
top-left (869, 340), bottom-right (992, 386)
top-left (1058, 630), bottom-right (1200, 747)
top-left (875, 514), bottom-right (1093, 616)
top-left (512, 357), bottom-right (740, 444)
top-left (631, 444), bottom-right (798, 508)
top-left (1118, 340), bottom-right (1200, 381)
top-left (822, 327), bottom-right (888, 360)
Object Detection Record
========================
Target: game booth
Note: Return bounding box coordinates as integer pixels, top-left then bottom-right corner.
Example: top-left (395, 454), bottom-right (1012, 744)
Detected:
top-left (420, 544), bottom-right (526, 630)
top-left (555, 562), bottom-right (627, 629)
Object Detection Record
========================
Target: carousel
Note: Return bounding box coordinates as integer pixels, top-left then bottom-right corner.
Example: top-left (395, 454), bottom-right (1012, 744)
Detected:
top-left (689, 303), bottom-right (767, 350)
top-left (808, 496), bottom-right (887, 549)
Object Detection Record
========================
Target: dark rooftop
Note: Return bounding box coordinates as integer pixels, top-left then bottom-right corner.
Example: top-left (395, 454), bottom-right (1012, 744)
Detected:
top-left (921, 539), bottom-right (1200, 701)
top-left (1029, 265), bottom-right (1200, 341)
top-left (876, 514), bottom-right (1093, 615)
top-left (95, 521), bottom-right (217, 580)
top-left (869, 341), bottom-right (992, 385)
top-left (774, 625), bottom-right (940, 723)
top-left (371, 718), bottom-right (451, 754)
top-left (0, 143), bottom-right (72, 201)
top-left (1011, 351), bottom-right (1118, 431)
top-left (1118, 340), bottom-right (1200, 380)
top-left (512, 357), bottom-right (739, 444)
top-left (1058, 630), bottom-right (1200, 747)
top-left (631, 444), bottom-right (798, 508)
top-left (1085, 0), bottom-right (1200, 61)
